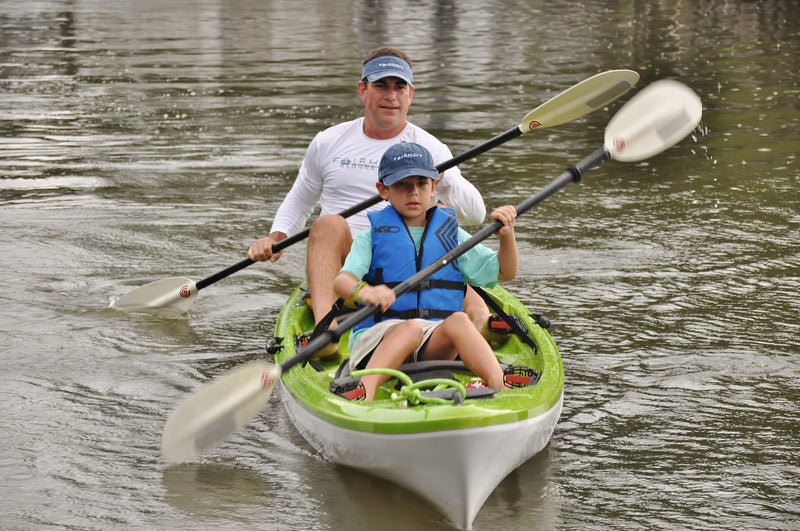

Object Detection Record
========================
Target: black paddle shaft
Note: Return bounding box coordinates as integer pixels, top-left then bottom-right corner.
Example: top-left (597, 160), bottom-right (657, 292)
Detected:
top-left (281, 147), bottom-right (611, 372)
top-left (195, 126), bottom-right (526, 292)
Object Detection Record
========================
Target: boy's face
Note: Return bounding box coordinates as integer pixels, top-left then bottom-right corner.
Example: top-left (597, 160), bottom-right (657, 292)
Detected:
top-left (377, 175), bottom-right (438, 226)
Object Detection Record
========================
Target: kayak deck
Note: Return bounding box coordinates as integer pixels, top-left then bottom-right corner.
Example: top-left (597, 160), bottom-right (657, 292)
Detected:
top-left (270, 283), bottom-right (563, 530)
top-left (271, 284), bottom-right (563, 434)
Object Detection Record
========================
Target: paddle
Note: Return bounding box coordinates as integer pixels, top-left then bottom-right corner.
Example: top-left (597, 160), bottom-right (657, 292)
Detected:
top-left (160, 79), bottom-right (702, 464)
top-left (111, 69), bottom-right (640, 313)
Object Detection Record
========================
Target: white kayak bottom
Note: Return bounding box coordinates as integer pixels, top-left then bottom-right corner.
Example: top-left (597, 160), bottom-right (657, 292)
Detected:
top-left (281, 384), bottom-right (563, 530)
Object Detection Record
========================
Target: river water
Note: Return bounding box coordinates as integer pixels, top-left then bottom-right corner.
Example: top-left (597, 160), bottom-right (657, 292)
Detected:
top-left (1, 0), bottom-right (798, 529)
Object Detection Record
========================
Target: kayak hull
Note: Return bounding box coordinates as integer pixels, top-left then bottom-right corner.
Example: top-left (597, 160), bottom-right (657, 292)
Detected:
top-left (273, 284), bottom-right (563, 529)
top-left (282, 382), bottom-right (562, 529)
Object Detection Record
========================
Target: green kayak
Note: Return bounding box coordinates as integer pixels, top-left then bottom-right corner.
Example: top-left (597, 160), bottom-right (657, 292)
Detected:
top-left (270, 283), bottom-right (563, 529)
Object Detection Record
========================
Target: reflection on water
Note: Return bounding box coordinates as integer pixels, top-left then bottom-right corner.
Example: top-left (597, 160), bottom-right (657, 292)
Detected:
top-left (1, 0), bottom-right (798, 529)
top-left (163, 464), bottom-right (278, 520)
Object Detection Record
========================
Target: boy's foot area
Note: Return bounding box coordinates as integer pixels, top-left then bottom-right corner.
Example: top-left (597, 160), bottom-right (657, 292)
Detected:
top-left (465, 378), bottom-right (489, 390)
top-left (313, 341), bottom-right (340, 361)
top-left (481, 314), bottom-right (512, 344)
top-left (503, 365), bottom-right (539, 388)
top-left (332, 380), bottom-right (366, 401)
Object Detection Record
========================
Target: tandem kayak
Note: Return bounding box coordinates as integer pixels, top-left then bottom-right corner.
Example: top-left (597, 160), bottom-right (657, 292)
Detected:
top-left (159, 78), bottom-right (704, 530)
top-left (269, 283), bottom-right (564, 530)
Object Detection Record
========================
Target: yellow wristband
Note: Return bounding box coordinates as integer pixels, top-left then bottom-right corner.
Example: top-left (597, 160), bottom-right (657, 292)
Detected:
top-left (351, 281), bottom-right (367, 303)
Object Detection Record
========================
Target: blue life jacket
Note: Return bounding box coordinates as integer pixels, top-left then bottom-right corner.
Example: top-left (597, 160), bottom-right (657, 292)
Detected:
top-left (353, 205), bottom-right (466, 333)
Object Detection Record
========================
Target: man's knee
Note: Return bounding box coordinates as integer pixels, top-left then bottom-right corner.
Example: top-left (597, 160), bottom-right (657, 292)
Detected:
top-left (309, 215), bottom-right (352, 259)
top-left (310, 214), bottom-right (349, 237)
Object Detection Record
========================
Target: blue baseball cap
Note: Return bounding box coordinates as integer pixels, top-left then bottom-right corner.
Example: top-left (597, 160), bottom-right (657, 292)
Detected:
top-left (379, 142), bottom-right (440, 186)
top-left (362, 55), bottom-right (414, 86)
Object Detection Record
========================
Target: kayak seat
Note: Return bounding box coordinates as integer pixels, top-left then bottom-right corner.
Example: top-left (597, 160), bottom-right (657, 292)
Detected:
top-left (329, 359), bottom-right (540, 401)
top-left (471, 285), bottom-right (549, 353)
top-left (395, 369), bottom-right (457, 391)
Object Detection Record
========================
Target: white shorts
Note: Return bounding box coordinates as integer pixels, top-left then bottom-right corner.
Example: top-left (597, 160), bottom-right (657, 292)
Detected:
top-left (348, 318), bottom-right (444, 371)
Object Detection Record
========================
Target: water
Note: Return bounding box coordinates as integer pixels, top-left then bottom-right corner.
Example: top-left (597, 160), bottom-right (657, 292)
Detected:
top-left (2, 0), bottom-right (798, 529)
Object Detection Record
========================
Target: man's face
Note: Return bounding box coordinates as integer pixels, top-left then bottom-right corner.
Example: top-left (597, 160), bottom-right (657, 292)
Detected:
top-left (359, 76), bottom-right (415, 138)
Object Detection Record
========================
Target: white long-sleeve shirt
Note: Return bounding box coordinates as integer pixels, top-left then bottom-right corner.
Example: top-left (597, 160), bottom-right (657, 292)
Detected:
top-left (270, 118), bottom-right (486, 238)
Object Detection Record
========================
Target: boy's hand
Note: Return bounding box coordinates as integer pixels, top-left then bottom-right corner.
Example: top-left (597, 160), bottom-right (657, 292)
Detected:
top-left (490, 205), bottom-right (517, 236)
top-left (358, 284), bottom-right (396, 312)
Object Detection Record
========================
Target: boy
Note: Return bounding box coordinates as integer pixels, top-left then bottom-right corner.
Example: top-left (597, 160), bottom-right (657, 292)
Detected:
top-left (333, 142), bottom-right (519, 401)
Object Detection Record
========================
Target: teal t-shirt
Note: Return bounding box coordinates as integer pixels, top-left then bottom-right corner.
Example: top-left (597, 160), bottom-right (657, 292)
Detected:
top-left (340, 224), bottom-right (502, 348)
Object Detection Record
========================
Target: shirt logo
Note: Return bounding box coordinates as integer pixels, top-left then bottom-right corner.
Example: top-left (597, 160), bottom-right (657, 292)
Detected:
top-left (374, 225), bottom-right (401, 233)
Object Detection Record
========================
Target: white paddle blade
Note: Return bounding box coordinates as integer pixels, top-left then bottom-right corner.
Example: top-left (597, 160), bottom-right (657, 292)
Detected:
top-left (604, 79), bottom-right (702, 162)
top-left (161, 362), bottom-right (282, 464)
top-left (110, 277), bottom-right (198, 312)
top-left (519, 69), bottom-right (640, 132)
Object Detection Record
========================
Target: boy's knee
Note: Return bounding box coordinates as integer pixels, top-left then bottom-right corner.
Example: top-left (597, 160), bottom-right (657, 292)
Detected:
top-left (463, 287), bottom-right (490, 328)
top-left (397, 320), bottom-right (424, 342)
top-left (446, 311), bottom-right (472, 327)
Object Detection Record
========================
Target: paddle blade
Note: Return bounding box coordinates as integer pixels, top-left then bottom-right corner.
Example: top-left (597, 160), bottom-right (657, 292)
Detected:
top-left (604, 79), bottom-right (702, 162)
top-left (110, 277), bottom-right (198, 313)
top-left (519, 69), bottom-right (640, 132)
top-left (161, 362), bottom-right (281, 464)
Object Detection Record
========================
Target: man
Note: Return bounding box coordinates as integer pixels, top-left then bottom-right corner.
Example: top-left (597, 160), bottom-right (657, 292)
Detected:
top-left (248, 47), bottom-right (487, 357)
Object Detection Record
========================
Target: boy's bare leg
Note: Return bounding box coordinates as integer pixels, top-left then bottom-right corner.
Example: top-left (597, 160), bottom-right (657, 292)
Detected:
top-left (464, 285), bottom-right (491, 331)
top-left (422, 312), bottom-right (505, 389)
top-left (360, 321), bottom-right (424, 401)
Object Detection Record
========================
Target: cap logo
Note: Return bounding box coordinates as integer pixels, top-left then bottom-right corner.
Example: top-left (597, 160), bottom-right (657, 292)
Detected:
top-left (378, 142), bottom-right (438, 185)
top-left (393, 152), bottom-right (423, 161)
top-left (362, 56), bottom-right (413, 85)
